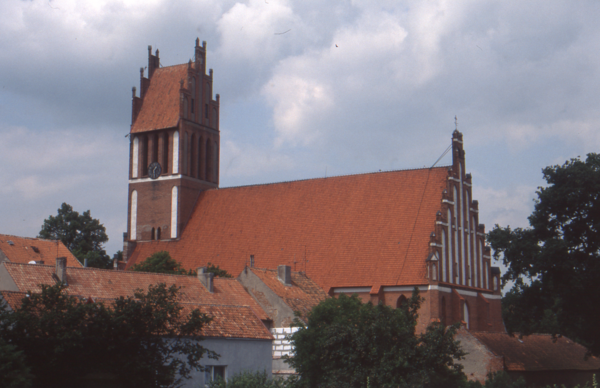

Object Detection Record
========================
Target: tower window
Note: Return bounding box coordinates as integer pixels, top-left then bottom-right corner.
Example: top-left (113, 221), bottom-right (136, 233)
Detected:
top-left (250, 255), bottom-right (254, 268)
top-left (156, 227), bottom-right (161, 240)
top-left (151, 227), bottom-right (155, 240)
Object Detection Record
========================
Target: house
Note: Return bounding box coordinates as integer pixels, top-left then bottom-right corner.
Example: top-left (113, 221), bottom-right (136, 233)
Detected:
top-left (238, 265), bottom-right (329, 376)
top-left (0, 233), bottom-right (81, 267)
top-left (0, 258), bottom-right (273, 387)
top-left (122, 39), bottom-right (503, 334)
top-left (456, 328), bottom-right (600, 386)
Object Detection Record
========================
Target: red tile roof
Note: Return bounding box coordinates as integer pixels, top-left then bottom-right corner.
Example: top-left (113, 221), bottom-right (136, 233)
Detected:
top-left (131, 64), bottom-right (187, 133)
top-left (127, 167), bottom-right (449, 291)
top-left (0, 291), bottom-right (271, 340)
top-left (250, 268), bottom-right (328, 319)
top-left (1, 262), bottom-right (268, 321)
top-left (0, 234), bottom-right (81, 268)
top-left (471, 332), bottom-right (600, 371)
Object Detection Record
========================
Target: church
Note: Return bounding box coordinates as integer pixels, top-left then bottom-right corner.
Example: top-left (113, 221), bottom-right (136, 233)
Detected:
top-left (122, 39), bottom-right (504, 333)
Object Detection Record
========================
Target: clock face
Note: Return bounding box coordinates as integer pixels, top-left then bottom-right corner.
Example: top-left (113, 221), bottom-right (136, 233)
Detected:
top-left (148, 162), bottom-right (162, 179)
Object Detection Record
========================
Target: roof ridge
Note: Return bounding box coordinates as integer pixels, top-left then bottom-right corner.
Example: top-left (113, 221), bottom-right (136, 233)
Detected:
top-left (0, 234), bottom-right (55, 242)
top-left (218, 165), bottom-right (451, 191)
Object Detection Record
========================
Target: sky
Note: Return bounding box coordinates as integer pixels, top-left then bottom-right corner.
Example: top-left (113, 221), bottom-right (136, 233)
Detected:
top-left (2, 0), bottom-right (600, 287)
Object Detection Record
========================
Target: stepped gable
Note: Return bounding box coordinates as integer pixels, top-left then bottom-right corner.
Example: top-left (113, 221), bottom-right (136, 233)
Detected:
top-left (471, 332), bottom-right (600, 371)
top-left (127, 166), bottom-right (449, 291)
top-left (0, 234), bottom-right (81, 267)
top-left (249, 267), bottom-right (328, 319)
top-left (1, 262), bottom-right (268, 321)
top-left (131, 64), bottom-right (188, 133)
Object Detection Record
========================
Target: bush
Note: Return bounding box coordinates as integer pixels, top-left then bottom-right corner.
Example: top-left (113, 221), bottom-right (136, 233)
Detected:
top-left (208, 370), bottom-right (295, 388)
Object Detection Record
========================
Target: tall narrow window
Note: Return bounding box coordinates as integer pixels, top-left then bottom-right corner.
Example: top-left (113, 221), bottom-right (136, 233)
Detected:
top-left (441, 229), bottom-right (447, 282)
top-left (463, 301), bottom-right (470, 329)
top-left (171, 186), bottom-right (178, 239)
top-left (151, 227), bottom-right (155, 240)
top-left (162, 132), bottom-right (169, 174)
top-left (141, 135), bottom-right (148, 176)
top-left (206, 138), bottom-right (212, 182)
top-left (156, 227), bottom-right (161, 240)
top-left (132, 136), bottom-right (139, 178)
top-left (190, 134), bottom-right (197, 178)
top-left (441, 297), bottom-right (447, 326)
top-left (183, 132), bottom-right (189, 175)
top-left (448, 209), bottom-right (453, 283)
top-left (396, 295), bottom-right (408, 309)
top-left (199, 136), bottom-right (205, 180)
top-left (213, 140), bottom-right (218, 183)
top-left (172, 131), bottom-right (179, 174)
top-left (130, 190), bottom-right (137, 240)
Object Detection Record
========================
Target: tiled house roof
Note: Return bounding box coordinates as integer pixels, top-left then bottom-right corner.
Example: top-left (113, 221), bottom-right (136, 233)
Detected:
top-left (0, 234), bottom-right (81, 268)
top-left (131, 64), bottom-right (188, 133)
top-left (1, 262), bottom-right (268, 321)
top-left (471, 332), bottom-right (600, 371)
top-left (127, 167), bottom-right (449, 291)
top-left (249, 268), bottom-right (328, 319)
top-left (0, 290), bottom-right (271, 340)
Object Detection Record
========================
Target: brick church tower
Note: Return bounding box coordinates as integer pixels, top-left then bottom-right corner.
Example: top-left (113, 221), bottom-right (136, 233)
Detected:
top-left (124, 39), bottom-right (219, 258)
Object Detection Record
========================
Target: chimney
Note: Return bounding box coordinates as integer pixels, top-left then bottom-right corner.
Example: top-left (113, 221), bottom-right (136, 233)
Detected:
top-left (56, 257), bottom-right (67, 285)
top-left (197, 267), bottom-right (214, 293)
top-left (278, 265), bottom-right (292, 286)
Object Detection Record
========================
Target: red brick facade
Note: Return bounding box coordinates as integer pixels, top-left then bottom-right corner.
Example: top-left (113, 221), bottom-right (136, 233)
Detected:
top-left (124, 40), bottom-right (503, 333)
top-left (126, 39), bottom-right (220, 247)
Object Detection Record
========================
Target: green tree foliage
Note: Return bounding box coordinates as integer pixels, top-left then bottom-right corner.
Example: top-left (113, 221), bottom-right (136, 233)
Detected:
top-left (131, 251), bottom-right (194, 275)
top-left (0, 283), bottom-right (217, 388)
top-left (208, 370), bottom-right (295, 388)
top-left (205, 262), bottom-right (233, 278)
top-left (287, 291), bottom-right (466, 388)
top-left (488, 154), bottom-right (600, 355)
top-left (38, 202), bottom-right (111, 268)
top-left (0, 337), bottom-right (33, 388)
top-left (132, 252), bottom-right (233, 277)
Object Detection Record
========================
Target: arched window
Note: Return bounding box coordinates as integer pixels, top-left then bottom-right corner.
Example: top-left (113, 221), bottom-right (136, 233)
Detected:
top-left (151, 227), bottom-right (155, 240)
top-left (156, 227), bottom-right (161, 240)
top-left (462, 301), bottom-right (470, 329)
top-left (162, 132), bottom-right (169, 174)
top-left (183, 98), bottom-right (188, 120)
top-left (183, 132), bottom-right (189, 175)
top-left (396, 295), bottom-right (408, 309)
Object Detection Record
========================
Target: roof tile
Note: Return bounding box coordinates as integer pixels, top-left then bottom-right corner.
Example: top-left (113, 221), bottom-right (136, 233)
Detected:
top-left (0, 234), bottom-right (81, 268)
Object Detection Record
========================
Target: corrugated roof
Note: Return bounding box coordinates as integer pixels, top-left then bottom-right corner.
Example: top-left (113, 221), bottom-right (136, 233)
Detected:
top-left (127, 167), bottom-right (449, 291)
top-left (250, 268), bottom-right (328, 319)
top-left (0, 234), bottom-right (81, 268)
top-left (131, 64), bottom-right (187, 133)
top-left (2, 262), bottom-right (268, 322)
top-left (471, 332), bottom-right (600, 371)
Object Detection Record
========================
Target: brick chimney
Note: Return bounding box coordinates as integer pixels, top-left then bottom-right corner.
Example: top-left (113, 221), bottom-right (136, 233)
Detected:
top-left (56, 257), bottom-right (67, 285)
top-left (278, 265), bottom-right (292, 286)
top-left (197, 267), bottom-right (214, 293)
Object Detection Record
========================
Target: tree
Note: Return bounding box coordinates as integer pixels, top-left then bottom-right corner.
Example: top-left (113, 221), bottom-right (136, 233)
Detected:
top-left (0, 338), bottom-right (33, 388)
top-left (38, 203), bottom-right (111, 268)
top-left (131, 251), bottom-right (193, 275)
top-left (132, 252), bottom-right (233, 278)
top-left (208, 370), bottom-right (294, 388)
top-left (287, 291), bottom-right (466, 388)
top-left (0, 283), bottom-right (217, 388)
top-left (488, 153), bottom-right (600, 355)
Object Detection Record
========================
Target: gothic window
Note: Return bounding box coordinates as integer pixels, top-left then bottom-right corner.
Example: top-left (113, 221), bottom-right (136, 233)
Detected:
top-left (156, 227), bottom-right (161, 240)
top-left (441, 229), bottom-right (447, 282)
top-left (462, 301), bottom-right (470, 329)
top-left (151, 227), bottom-right (155, 240)
top-left (396, 295), bottom-right (407, 309)
top-left (183, 132), bottom-right (189, 175)
top-left (183, 98), bottom-right (188, 120)
top-left (162, 132), bottom-right (169, 174)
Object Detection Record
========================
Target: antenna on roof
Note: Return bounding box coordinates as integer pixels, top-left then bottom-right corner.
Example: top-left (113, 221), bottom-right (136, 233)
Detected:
top-left (455, 115), bottom-right (458, 131)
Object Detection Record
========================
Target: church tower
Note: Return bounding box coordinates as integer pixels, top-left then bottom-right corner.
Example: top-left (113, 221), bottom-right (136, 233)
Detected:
top-left (124, 39), bottom-right (219, 257)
